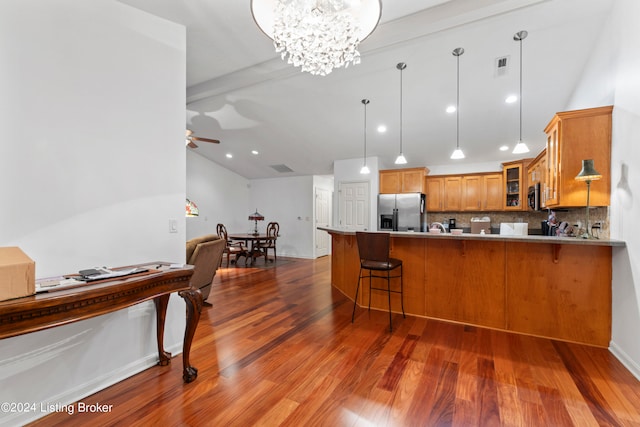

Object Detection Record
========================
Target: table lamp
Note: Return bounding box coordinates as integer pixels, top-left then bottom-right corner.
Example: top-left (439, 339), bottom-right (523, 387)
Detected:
top-left (574, 159), bottom-right (602, 239)
top-left (185, 198), bottom-right (199, 217)
top-left (248, 209), bottom-right (264, 236)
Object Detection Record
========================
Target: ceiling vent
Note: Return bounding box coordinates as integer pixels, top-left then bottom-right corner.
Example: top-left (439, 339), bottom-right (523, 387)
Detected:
top-left (270, 164), bottom-right (294, 173)
top-left (495, 55), bottom-right (510, 77)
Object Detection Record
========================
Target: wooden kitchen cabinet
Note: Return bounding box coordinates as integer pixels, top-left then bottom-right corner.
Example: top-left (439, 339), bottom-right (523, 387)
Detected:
top-left (443, 176), bottom-right (462, 211)
top-left (426, 177), bottom-right (444, 211)
top-left (483, 173), bottom-right (504, 210)
top-left (544, 106), bottom-right (612, 207)
top-left (502, 160), bottom-right (530, 211)
top-left (379, 167), bottom-right (428, 194)
top-left (462, 175), bottom-right (482, 211)
top-left (428, 173), bottom-right (503, 212)
top-left (527, 149), bottom-right (547, 208)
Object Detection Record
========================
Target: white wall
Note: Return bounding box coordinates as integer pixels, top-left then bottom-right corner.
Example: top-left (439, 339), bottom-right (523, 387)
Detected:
top-left (564, 0), bottom-right (640, 379)
top-left (608, 0), bottom-right (640, 379)
top-left (0, 2), bottom-right (186, 425)
top-left (186, 150), bottom-right (251, 240)
top-left (249, 175), bottom-right (316, 258)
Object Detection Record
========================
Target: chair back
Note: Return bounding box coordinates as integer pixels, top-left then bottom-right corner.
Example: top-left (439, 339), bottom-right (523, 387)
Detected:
top-left (216, 223), bottom-right (229, 241)
top-left (266, 222), bottom-right (279, 238)
top-left (356, 232), bottom-right (390, 263)
top-left (185, 235), bottom-right (225, 292)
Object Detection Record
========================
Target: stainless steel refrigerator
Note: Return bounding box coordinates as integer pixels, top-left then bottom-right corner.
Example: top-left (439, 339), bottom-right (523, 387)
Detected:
top-left (378, 193), bottom-right (426, 232)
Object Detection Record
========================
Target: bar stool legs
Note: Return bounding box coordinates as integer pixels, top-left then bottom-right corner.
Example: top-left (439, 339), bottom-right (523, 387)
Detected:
top-left (351, 263), bottom-right (405, 332)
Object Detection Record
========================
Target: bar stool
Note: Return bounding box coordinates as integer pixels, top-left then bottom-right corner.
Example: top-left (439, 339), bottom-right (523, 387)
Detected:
top-left (351, 231), bottom-right (405, 332)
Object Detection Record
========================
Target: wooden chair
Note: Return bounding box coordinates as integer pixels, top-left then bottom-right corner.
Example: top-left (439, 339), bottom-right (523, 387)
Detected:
top-left (185, 234), bottom-right (225, 307)
top-left (351, 231), bottom-right (405, 332)
top-left (258, 222), bottom-right (279, 263)
top-left (216, 223), bottom-right (248, 267)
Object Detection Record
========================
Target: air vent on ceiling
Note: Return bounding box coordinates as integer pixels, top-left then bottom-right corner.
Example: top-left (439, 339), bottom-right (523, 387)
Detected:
top-left (270, 164), bottom-right (294, 173)
top-left (495, 55), bottom-right (510, 77)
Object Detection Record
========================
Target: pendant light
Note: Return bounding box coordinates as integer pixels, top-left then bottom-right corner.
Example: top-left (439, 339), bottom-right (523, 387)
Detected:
top-left (360, 99), bottom-right (371, 174)
top-left (450, 47), bottom-right (465, 160)
top-left (394, 62), bottom-right (408, 164)
top-left (512, 30), bottom-right (530, 154)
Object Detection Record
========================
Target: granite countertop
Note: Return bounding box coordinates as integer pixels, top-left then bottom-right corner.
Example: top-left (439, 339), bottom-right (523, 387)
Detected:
top-left (317, 227), bottom-right (625, 247)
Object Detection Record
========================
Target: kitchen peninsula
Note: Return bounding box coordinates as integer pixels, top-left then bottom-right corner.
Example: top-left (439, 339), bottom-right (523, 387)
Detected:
top-left (320, 227), bottom-right (624, 347)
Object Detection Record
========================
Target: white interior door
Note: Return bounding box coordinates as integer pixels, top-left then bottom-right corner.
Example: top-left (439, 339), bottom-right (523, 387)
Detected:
top-left (314, 187), bottom-right (332, 257)
top-left (338, 181), bottom-right (370, 230)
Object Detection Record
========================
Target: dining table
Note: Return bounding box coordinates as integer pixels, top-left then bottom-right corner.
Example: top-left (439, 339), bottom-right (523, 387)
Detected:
top-left (227, 233), bottom-right (276, 264)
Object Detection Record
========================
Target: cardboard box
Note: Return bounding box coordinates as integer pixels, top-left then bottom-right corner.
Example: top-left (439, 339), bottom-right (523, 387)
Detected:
top-left (0, 247), bottom-right (35, 301)
top-left (470, 220), bottom-right (491, 234)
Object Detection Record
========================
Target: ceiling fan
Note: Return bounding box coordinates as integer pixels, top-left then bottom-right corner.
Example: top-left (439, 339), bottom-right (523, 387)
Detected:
top-left (185, 129), bottom-right (220, 148)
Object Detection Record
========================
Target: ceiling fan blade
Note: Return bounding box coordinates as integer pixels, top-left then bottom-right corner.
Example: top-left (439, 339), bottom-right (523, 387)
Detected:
top-left (187, 141), bottom-right (198, 149)
top-left (191, 136), bottom-right (220, 144)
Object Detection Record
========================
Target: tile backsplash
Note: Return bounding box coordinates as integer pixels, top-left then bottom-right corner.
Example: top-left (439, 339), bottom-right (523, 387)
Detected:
top-left (427, 207), bottom-right (609, 238)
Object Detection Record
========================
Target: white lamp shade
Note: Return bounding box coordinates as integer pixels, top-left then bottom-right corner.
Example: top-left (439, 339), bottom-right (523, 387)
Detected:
top-left (450, 148), bottom-right (465, 159)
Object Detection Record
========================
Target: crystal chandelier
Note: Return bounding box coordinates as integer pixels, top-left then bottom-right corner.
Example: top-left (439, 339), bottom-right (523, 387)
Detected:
top-left (251, 0), bottom-right (382, 76)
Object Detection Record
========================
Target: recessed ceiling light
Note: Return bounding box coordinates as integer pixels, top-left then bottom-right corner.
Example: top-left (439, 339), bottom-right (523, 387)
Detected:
top-left (446, 105), bottom-right (456, 113)
top-left (226, 153), bottom-right (233, 158)
top-left (251, 150), bottom-right (259, 155)
top-left (377, 125), bottom-right (387, 133)
top-left (505, 95), bottom-right (517, 103)
top-left (499, 145), bottom-right (509, 151)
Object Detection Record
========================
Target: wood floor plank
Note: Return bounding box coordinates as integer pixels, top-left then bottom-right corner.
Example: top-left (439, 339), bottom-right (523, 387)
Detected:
top-left (28, 256), bottom-right (640, 427)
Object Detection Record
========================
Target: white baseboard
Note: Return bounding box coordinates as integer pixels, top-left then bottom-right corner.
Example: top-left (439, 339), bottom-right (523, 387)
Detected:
top-left (610, 341), bottom-right (640, 381)
top-left (2, 343), bottom-right (183, 427)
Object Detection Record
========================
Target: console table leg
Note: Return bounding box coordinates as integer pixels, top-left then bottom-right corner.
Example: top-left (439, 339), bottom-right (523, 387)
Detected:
top-left (154, 295), bottom-right (172, 366)
top-left (179, 288), bottom-right (202, 383)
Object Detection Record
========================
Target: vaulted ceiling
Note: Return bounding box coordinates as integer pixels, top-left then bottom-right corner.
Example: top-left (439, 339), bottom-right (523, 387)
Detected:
top-left (119, 0), bottom-right (614, 179)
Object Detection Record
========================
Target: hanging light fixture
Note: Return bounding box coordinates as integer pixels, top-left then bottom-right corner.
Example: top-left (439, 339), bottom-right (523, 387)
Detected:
top-left (250, 0), bottom-right (382, 76)
top-left (450, 47), bottom-right (465, 160)
top-left (395, 62), bottom-right (408, 165)
top-left (360, 99), bottom-right (371, 174)
top-left (513, 30), bottom-right (530, 154)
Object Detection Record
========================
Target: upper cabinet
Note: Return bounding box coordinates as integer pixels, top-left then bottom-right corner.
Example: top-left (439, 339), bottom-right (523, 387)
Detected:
top-left (379, 167), bottom-right (428, 194)
top-left (483, 173), bottom-right (504, 211)
top-left (527, 149), bottom-right (547, 207)
top-left (502, 160), bottom-right (531, 211)
top-left (544, 106), bottom-right (612, 208)
top-left (426, 177), bottom-right (444, 211)
top-left (426, 173), bottom-right (503, 212)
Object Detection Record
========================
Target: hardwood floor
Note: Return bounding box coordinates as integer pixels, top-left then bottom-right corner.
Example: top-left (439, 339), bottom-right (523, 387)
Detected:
top-left (31, 256), bottom-right (640, 426)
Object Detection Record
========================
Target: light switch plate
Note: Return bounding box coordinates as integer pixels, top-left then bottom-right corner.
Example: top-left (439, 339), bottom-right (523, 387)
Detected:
top-left (169, 219), bottom-right (178, 233)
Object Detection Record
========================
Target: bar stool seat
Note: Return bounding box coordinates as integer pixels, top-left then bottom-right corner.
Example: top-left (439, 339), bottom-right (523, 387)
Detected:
top-left (351, 231), bottom-right (405, 332)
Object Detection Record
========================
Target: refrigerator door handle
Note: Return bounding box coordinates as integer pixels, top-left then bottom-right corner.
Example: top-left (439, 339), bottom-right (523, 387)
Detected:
top-left (392, 208), bottom-right (398, 231)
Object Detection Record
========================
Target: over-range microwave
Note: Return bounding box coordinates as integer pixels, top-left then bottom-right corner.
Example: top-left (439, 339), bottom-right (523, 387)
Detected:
top-left (527, 182), bottom-right (541, 211)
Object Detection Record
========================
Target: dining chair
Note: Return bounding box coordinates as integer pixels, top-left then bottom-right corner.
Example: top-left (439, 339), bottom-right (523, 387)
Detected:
top-left (351, 231), bottom-right (405, 332)
top-left (258, 222), bottom-right (279, 263)
top-left (216, 223), bottom-right (248, 267)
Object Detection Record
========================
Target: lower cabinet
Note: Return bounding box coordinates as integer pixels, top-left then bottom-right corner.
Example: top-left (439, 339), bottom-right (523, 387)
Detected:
top-left (330, 232), bottom-right (612, 347)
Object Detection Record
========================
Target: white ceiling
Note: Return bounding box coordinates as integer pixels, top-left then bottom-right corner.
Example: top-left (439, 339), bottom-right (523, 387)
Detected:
top-left (119, 0), bottom-right (614, 179)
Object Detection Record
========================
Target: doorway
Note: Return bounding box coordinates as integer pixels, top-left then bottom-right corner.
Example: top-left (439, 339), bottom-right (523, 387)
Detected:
top-left (314, 187), bottom-right (332, 257)
top-left (338, 181), bottom-right (370, 231)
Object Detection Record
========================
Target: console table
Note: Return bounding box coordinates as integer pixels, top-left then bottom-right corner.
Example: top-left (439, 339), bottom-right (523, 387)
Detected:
top-left (0, 262), bottom-right (202, 382)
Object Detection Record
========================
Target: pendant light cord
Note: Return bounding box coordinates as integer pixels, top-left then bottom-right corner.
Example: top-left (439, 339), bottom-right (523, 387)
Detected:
top-left (518, 34), bottom-right (524, 142)
top-left (363, 99), bottom-right (368, 164)
top-left (456, 53), bottom-right (460, 149)
top-left (399, 66), bottom-right (403, 154)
